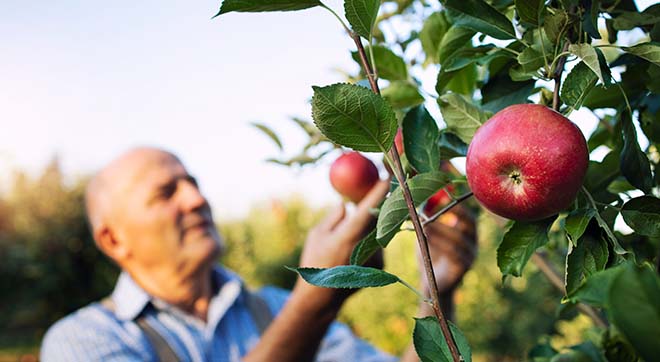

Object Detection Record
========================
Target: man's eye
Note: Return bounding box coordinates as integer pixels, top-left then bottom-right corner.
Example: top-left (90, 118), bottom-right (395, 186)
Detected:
top-left (159, 184), bottom-right (177, 199)
top-left (187, 176), bottom-right (199, 188)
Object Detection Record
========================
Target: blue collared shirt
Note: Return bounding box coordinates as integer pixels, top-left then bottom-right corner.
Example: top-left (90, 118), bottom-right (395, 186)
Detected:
top-left (40, 266), bottom-right (396, 362)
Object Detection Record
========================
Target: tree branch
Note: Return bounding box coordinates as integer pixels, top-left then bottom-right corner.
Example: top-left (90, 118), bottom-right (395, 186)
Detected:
top-left (531, 253), bottom-right (608, 329)
top-left (351, 33), bottom-right (463, 362)
top-left (422, 192), bottom-right (474, 227)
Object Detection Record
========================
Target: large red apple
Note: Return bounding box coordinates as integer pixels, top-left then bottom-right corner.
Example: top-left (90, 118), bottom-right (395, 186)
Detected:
top-left (330, 152), bottom-right (379, 203)
top-left (465, 104), bottom-right (588, 221)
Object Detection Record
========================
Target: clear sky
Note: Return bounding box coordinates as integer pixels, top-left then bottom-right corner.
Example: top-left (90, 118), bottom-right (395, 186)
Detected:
top-left (0, 1), bottom-right (652, 220)
top-left (1, 0), bottom-right (364, 219)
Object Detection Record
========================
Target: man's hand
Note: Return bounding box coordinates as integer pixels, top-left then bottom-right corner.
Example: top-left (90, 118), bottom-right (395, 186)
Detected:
top-left (244, 179), bottom-right (389, 362)
top-left (402, 205), bottom-right (477, 362)
top-left (420, 205), bottom-right (477, 297)
top-left (300, 179), bottom-right (390, 269)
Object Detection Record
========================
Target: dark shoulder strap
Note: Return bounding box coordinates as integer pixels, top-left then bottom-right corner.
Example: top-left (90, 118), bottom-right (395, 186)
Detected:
top-left (244, 290), bottom-right (274, 335)
top-left (135, 316), bottom-right (181, 362)
top-left (100, 297), bottom-right (180, 362)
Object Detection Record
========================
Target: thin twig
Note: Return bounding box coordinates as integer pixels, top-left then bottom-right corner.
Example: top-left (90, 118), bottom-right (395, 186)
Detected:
top-left (422, 192), bottom-right (474, 227)
top-left (552, 41), bottom-right (571, 111)
top-left (351, 33), bottom-right (380, 93)
top-left (531, 253), bottom-right (608, 328)
top-left (351, 33), bottom-right (462, 362)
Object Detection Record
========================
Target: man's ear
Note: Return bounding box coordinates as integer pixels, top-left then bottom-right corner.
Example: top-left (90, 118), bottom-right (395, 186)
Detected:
top-left (95, 225), bottom-right (130, 262)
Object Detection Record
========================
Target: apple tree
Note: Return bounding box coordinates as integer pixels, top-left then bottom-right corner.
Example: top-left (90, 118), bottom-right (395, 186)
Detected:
top-left (215, 0), bottom-right (659, 360)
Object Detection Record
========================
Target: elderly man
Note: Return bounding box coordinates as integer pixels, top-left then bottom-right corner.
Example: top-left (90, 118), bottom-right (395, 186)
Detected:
top-left (41, 147), bottom-right (475, 361)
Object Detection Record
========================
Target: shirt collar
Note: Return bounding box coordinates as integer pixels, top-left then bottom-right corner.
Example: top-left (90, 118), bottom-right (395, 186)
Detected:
top-left (110, 265), bottom-right (244, 321)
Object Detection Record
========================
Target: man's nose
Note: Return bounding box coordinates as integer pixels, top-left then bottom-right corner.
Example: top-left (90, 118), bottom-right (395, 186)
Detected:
top-left (179, 180), bottom-right (208, 212)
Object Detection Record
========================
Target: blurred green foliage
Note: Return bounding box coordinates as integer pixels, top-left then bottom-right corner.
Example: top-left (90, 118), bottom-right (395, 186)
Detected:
top-left (2, 162), bottom-right (597, 361)
top-left (0, 159), bottom-right (119, 359)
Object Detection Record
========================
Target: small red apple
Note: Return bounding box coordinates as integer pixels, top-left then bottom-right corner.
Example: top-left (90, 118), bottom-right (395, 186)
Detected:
top-left (385, 129), bottom-right (404, 176)
top-left (394, 128), bottom-right (404, 155)
top-left (423, 185), bottom-right (454, 216)
top-left (330, 151), bottom-right (380, 203)
top-left (465, 104), bottom-right (588, 221)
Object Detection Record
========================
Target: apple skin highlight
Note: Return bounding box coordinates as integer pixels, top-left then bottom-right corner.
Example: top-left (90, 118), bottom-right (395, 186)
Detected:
top-left (466, 104), bottom-right (589, 221)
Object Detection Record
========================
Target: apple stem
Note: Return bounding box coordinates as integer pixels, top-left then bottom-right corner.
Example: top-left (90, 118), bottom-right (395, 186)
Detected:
top-left (351, 33), bottom-right (463, 362)
top-left (422, 192), bottom-right (474, 227)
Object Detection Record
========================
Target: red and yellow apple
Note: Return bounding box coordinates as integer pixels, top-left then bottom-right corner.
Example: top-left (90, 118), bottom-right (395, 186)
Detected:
top-left (465, 104), bottom-right (588, 221)
top-left (330, 151), bottom-right (379, 203)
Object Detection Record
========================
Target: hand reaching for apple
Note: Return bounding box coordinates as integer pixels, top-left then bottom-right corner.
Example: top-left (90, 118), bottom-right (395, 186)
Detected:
top-left (296, 179), bottom-right (389, 305)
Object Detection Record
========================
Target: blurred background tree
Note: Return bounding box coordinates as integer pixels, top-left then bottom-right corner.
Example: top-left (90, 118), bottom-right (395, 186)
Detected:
top-left (1, 161), bottom-right (597, 361)
top-left (0, 159), bottom-right (118, 360)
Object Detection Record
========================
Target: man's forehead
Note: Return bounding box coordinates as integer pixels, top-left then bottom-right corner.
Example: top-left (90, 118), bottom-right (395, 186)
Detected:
top-left (106, 148), bottom-right (187, 192)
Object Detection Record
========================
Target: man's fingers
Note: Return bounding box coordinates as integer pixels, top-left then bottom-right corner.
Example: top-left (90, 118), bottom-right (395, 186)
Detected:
top-left (425, 221), bottom-right (477, 256)
top-left (318, 203), bottom-right (346, 232)
top-left (350, 179), bottom-right (389, 223)
top-left (337, 179), bottom-right (389, 240)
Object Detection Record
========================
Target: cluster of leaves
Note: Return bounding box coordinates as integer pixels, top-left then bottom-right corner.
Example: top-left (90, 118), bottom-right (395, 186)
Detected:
top-left (216, 0), bottom-right (659, 360)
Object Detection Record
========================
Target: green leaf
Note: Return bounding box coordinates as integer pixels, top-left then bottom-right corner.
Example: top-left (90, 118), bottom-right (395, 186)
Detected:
top-left (569, 44), bottom-right (605, 84)
top-left (376, 171), bottom-right (449, 241)
top-left (438, 26), bottom-right (475, 66)
top-left (214, 0), bottom-right (321, 16)
top-left (608, 263), bottom-right (660, 362)
top-left (606, 178), bottom-right (636, 194)
top-left (445, 0), bottom-right (516, 40)
top-left (562, 208), bottom-right (596, 246)
top-left (569, 265), bottom-right (623, 307)
top-left (620, 111), bottom-right (653, 193)
top-left (565, 233), bottom-right (608, 295)
top-left (413, 317), bottom-right (472, 362)
top-left (292, 265), bottom-right (399, 288)
top-left (443, 45), bottom-right (497, 72)
top-left (402, 106), bottom-right (440, 173)
top-left (446, 63), bottom-right (478, 96)
top-left (352, 45), bottom-right (408, 81)
top-left (593, 207), bottom-right (627, 255)
top-left (311, 83), bottom-right (398, 152)
top-left (623, 42), bottom-right (660, 67)
top-left (482, 77), bottom-right (535, 113)
top-left (515, 0), bottom-right (544, 26)
top-left (544, 9), bottom-right (570, 44)
top-left (438, 93), bottom-right (488, 144)
top-left (613, 12), bottom-right (660, 30)
top-left (420, 12), bottom-right (451, 65)
top-left (570, 341), bottom-right (607, 362)
top-left (621, 196), bottom-right (660, 237)
top-left (602, 328), bottom-right (639, 362)
top-left (438, 131), bottom-right (468, 159)
top-left (508, 65), bottom-right (539, 81)
top-left (584, 151), bottom-right (619, 196)
top-left (561, 61), bottom-right (598, 110)
top-left (595, 47), bottom-right (612, 86)
top-left (497, 219), bottom-right (552, 277)
top-left (344, 0), bottom-right (381, 40)
top-left (291, 117), bottom-right (320, 137)
top-left (582, 0), bottom-right (601, 39)
top-left (251, 122), bottom-right (283, 151)
top-left (381, 81), bottom-right (425, 109)
top-left (350, 227), bottom-right (400, 265)
top-left (517, 46), bottom-right (546, 73)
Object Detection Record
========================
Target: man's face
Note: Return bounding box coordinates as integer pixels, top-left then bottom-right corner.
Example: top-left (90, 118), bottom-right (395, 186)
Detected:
top-left (111, 152), bottom-right (222, 274)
